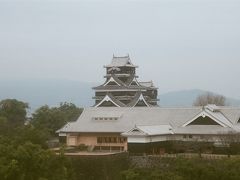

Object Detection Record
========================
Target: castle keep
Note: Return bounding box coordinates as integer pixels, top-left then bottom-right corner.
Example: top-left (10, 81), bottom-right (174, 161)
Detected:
top-left (93, 55), bottom-right (158, 107)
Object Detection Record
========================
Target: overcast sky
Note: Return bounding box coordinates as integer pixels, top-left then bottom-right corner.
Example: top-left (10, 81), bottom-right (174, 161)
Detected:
top-left (0, 0), bottom-right (240, 98)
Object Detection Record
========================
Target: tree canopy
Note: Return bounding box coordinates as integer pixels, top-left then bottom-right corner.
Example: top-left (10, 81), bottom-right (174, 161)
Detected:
top-left (0, 99), bottom-right (82, 180)
top-left (0, 99), bottom-right (28, 127)
top-left (31, 102), bottom-right (82, 136)
top-left (193, 92), bottom-right (226, 106)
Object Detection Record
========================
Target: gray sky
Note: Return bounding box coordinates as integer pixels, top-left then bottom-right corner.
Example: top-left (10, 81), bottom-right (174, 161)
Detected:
top-left (0, 0), bottom-right (240, 98)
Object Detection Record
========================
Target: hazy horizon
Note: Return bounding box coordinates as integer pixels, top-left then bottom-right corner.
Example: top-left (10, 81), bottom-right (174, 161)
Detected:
top-left (1, 0), bottom-right (240, 99)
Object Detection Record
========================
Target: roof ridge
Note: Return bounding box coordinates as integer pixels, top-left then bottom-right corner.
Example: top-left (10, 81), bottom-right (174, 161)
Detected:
top-left (86, 106), bottom-right (203, 110)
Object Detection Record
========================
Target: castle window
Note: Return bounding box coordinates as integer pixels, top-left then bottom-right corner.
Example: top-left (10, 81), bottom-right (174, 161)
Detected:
top-left (238, 117), bottom-right (240, 123)
top-left (94, 117), bottom-right (118, 121)
top-left (97, 137), bottom-right (125, 144)
top-left (183, 135), bottom-right (193, 139)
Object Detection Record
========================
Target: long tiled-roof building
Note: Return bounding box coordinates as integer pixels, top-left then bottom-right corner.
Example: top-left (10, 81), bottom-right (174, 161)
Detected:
top-left (93, 55), bottom-right (158, 107)
top-left (58, 55), bottom-right (240, 154)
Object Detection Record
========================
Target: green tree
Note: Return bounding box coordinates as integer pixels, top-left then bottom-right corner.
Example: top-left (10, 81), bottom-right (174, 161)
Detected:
top-left (14, 125), bottom-right (50, 148)
top-left (0, 99), bottom-right (77, 180)
top-left (0, 138), bottom-right (73, 180)
top-left (32, 102), bottom-right (82, 136)
top-left (0, 99), bottom-right (28, 126)
top-left (0, 99), bottom-right (28, 136)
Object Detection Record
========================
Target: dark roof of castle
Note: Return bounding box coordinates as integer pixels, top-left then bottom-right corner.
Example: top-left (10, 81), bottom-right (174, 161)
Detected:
top-left (93, 75), bottom-right (157, 91)
top-left (105, 55), bottom-right (138, 68)
top-left (92, 85), bottom-right (153, 91)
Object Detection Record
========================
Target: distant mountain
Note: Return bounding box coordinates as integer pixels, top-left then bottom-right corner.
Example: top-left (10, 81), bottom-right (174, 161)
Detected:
top-left (0, 80), bottom-right (240, 113)
top-left (0, 79), bottom-right (96, 112)
top-left (159, 89), bottom-right (240, 107)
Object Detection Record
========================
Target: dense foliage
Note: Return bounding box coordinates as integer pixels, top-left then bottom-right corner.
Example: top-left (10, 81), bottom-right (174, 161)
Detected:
top-left (0, 99), bottom-right (80, 180)
top-left (69, 154), bottom-right (129, 180)
top-left (32, 102), bottom-right (83, 136)
top-left (122, 157), bottom-right (240, 180)
top-left (0, 138), bottom-right (73, 180)
top-left (0, 99), bottom-right (28, 127)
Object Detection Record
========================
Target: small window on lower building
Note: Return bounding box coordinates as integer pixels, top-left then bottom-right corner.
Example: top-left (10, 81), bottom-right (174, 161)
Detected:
top-left (189, 135), bottom-right (193, 139)
top-left (119, 137), bottom-right (123, 143)
top-left (97, 137), bottom-right (102, 143)
top-left (119, 137), bottom-right (125, 143)
top-left (183, 135), bottom-right (187, 139)
top-left (104, 137), bottom-right (108, 143)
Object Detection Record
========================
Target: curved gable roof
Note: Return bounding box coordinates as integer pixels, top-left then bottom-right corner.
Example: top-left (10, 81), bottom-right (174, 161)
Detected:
top-left (182, 108), bottom-right (233, 128)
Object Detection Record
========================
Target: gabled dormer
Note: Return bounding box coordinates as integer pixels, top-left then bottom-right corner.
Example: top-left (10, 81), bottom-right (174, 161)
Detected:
top-left (129, 77), bottom-right (140, 86)
top-left (104, 77), bottom-right (121, 86)
top-left (95, 95), bottom-right (120, 107)
top-left (187, 116), bottom-right (220, 125)
top-left (133, 94), bottom-right (150, 107)
top-left (182, 105), bottom-right (232, 127)
top-left (122, 126), bottom-right (148, 136)
top-left (95, 94), bottom-right (127, 107)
